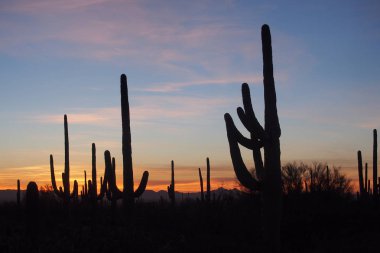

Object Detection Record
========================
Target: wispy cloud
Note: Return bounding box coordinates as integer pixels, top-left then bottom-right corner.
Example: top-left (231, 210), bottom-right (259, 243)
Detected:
top-left (141, 75), bottom-right (262, 93)
top-left (30, 94), bottom-right (233, 126)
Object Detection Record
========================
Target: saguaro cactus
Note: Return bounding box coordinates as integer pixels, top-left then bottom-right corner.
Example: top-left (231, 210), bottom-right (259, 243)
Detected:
top-left (167, 160), bottom-right (175, 204)
top-left (26, 181), bottom-right (39, 214)
top-left (106, 74), bottom-right (149, 208)
top-left (365, 162), bottom-right (368, 193)
top-left (206, 157), bottom-right (211, 202)
top-left (92, 143), bottom-right (97, 197)
top-left (357, 151), bottom-right (365, 196)
top-left (198, 168), bottom-right (204, 202)
top-left (50, 115), bottom-right (78, 203)
top-left (224, 24), bottom-right (282, 252)
top-left (373, 129), bottom-right (378, 196)
top-left (17, 179), bottom-right (20, 206)
top-left (84, 170), bottom-right (88, 196)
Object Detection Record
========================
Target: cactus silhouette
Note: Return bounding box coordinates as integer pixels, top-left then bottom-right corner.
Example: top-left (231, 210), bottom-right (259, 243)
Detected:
top-left (206, 157), bottom-right (211, 202)
top-left (357, 151), bottom-right (364, 197)
top-left (198, 168), bottom-right (204, 202)
top-left (17, 179), bottom-right (20, 206)
top-left (84, 170), bottom-right (88, 196)
top-left (224, 24), bottom-right (282, 252)
top-left (91, 143), bottom-right (97, 199)
top-left (104, 75), bottom-right (149, 208)
top-left (365, 162), bottom-right (368, 194)
top-left (26, 181), bottom-right (39, 213)
top-left (83, 143), bottom-right (108, 204)
top-left (49, 115), bottom-right (79, 203)
top-left (167, 160), bottom-right (175, 204)
top-left (373, 129), bottom-right (377, 196)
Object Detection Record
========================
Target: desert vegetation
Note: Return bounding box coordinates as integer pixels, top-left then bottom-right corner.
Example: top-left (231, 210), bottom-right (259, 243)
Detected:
top-left (1, 24), bottom-right (379, 253)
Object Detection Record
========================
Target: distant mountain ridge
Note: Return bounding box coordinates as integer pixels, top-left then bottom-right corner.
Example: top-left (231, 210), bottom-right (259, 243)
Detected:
top-left (0, 187), bottom-right (242, 203)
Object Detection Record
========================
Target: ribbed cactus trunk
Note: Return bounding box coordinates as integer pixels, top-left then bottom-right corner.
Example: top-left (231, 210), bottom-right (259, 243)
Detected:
top-left (17, 179), bottom-right (20, 206)
top-left (357, 151), bottom-right (364, 196)
top-left (206, 157), bottom-right (211, 202)
top-left (224, 24), bottom-right (281, 252)
top-left (373, 129), bottom-right (377, 197)
top-left (198, 168), bottom-right (204, 202)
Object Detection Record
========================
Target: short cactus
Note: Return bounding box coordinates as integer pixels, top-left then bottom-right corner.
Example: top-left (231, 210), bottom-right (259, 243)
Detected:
top-left (167, 160), bottom-right (175, 204)
top-left (365, 162), bottom-right (368, 193)
top-left (198, 168), bottom-right (204, 202)
top-left (26, 181), bottom-right (39, 213)
top-left (17, 179), bottom-right (20, 206)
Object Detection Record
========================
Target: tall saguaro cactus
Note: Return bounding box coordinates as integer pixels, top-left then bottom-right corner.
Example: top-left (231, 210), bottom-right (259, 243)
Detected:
top-left (50, 115), bottom-right (78, 203)
top-left (357, 151), bottom-right (365, 196)
top-left (167, 160), bottom-right (175, 204)
top-left (373, 129), bottom-right (378, 196)
top-left (92, 143), bottom-right (97, 197)
top-left (106, 75), bottom-right (149, 208)
top-left (224, 24), bottom-right (282, 252)
top-left (206, 157), bottom-right (211, 202)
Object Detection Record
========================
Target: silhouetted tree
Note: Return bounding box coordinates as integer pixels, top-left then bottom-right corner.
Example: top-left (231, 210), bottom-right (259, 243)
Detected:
top-left (281, 162), bottom-right (307, 194)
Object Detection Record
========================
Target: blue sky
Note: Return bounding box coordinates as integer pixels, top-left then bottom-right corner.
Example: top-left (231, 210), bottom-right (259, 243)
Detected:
top-left (0, 0), bottom-right (379, 190)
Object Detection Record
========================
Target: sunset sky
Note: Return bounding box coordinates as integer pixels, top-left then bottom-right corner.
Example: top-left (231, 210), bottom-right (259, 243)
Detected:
top-left (0, 0), bottom-right (379, 192)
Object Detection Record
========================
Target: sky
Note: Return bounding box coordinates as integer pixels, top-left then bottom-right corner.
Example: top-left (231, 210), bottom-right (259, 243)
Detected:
top-left (0, 0), bottom-right (379, 192)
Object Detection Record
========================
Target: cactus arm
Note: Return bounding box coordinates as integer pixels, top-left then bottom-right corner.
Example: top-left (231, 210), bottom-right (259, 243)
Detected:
top-left (225, 112), bottom-right (264, 180)
top-left (112, 157), bottom-right (122, 194)
top-left (97, 168), bottom-right (108, 200)
top-left (238, 84), bottom-right (266, 139)
top-left (134, 171), bottom-right (149, 198)
top-left (224, 115), bottom-right (256, 150)
top-left (225, 113), bottom-right (260, 191)
top-left (104, 151), bottom-right (122, 199)
top-left (50, 154), bottom-right (64, 198)
top-left (71, 180), bottom-right (78, 199)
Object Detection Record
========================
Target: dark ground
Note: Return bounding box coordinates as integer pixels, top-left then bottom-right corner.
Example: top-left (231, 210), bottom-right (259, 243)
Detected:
top-left (0, 192), bottom-right (379, 253)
